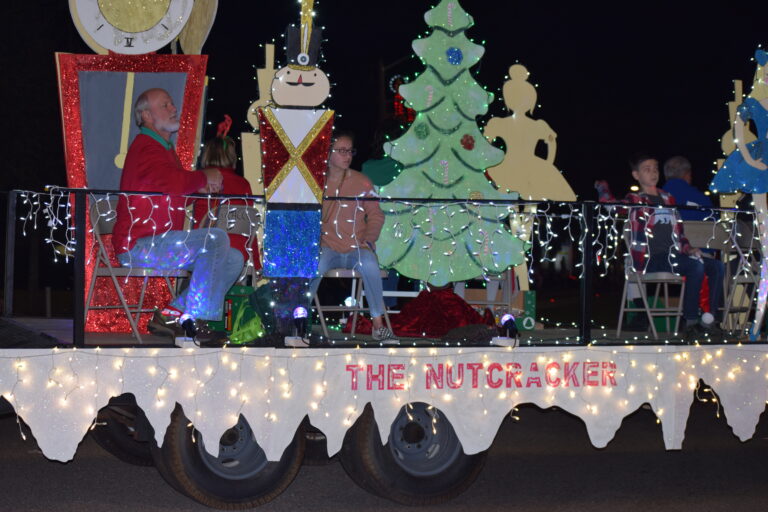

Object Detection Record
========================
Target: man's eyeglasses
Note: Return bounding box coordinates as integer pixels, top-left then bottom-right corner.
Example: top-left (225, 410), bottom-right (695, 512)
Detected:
top-left (331, 148), bottom-right (357, 155)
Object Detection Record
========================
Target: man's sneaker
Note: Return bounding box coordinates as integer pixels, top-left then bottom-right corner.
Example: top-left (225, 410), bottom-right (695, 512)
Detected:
top-left (684, 321), bottom-right (725, 343)
top-left (683, 322), bottom-right (708, 342)
top-left (372, 326), bottom-right (399, 345)
top-left (702, 323), bottom-right (725, 342)
top-left (148, 309), bottom-right (186, 339)
top-left (194, 320), bottom-right (229, 347)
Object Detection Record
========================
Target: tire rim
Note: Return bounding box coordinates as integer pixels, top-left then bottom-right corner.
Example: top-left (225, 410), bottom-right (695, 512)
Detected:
top-left (388, 403), bottom-right (462, 477)
top-left (196, 415), bottom-right (269, 480)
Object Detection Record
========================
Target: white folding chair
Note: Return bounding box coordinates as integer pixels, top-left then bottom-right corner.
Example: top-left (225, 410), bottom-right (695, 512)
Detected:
top-left (313, 268), bottom-right (393, 338)
top-left (720, 219), bottom-right (760, 331)
top-left (617, 228), bottom-right (685, 339)
top-left (85, 196), bottom-right (189, 342)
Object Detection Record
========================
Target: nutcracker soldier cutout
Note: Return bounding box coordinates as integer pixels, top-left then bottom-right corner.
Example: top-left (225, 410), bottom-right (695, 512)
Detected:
top-left (258, 0), bottom-right (334, 343)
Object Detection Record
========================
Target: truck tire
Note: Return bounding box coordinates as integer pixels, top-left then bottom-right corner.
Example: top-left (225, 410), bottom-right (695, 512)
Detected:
top-left (90, 404), bottom-right (155, 467)
top-left (338, 407), bottom-right (386, 497)
top-left (155, 404), bottom-right (304, 509)
top-left (302, 421), bottom-right (334, 466)
top-left (346, 402), bottom-right (486, 505)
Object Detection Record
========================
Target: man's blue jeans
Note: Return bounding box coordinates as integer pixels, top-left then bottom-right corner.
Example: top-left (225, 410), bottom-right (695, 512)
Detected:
top-left (309, 247), bottom-right (386, 318)
top-left (117, 228), bottom-right (243, 321)
top-left (645, 251), bottom-right (724, 323)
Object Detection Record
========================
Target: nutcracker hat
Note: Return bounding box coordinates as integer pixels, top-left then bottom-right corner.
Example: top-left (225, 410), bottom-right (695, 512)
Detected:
top-left (284, 0), bottom-right (323, 68)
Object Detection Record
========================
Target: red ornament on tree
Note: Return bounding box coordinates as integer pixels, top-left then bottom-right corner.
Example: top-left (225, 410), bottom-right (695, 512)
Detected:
top-left (461, 134), bottom-right (475, 150)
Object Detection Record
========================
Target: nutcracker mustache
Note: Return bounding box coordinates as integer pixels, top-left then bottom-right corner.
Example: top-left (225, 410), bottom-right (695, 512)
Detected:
top-left (286, 75), bottom-right (315, 87)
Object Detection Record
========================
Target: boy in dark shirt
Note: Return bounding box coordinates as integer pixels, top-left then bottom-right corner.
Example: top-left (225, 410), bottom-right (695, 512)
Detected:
top-left (596, 154), bottom-right (724, 337)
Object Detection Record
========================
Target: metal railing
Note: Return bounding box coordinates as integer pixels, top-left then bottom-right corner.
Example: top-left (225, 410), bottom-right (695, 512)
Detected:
top-left (2, 188), bottom-right (760, 348)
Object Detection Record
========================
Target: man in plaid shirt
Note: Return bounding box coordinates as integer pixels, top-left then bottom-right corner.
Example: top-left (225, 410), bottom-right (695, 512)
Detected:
top-left (596, 154), bottom-right (724, 337)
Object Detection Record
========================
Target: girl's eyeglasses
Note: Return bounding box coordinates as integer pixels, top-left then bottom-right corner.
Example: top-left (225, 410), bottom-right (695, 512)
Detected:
top-left (331, 148), bottom-right (356, 155)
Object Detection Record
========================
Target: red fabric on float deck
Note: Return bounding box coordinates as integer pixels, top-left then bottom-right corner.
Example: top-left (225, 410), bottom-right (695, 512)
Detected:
top-left (342, 288), bottom-right (495, 337)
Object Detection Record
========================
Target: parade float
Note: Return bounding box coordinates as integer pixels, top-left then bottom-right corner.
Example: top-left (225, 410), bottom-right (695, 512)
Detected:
top-left (1, 1), bottom-right (768, 509)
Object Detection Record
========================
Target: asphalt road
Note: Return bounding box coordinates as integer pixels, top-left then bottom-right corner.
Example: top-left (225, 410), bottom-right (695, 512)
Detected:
top-left (0, 400), bottom-right (766, 512)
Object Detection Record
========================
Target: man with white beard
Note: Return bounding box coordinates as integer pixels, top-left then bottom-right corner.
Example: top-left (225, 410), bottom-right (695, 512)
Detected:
top-left (112, 88), bottom-right (241, 344)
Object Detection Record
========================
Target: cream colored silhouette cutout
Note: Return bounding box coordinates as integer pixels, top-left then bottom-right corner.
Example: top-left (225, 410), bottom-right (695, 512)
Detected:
top-left (178, 0), bottom-right (218, 54)
top-left (485, 64), bottom-right (576, 202)
top-left (721, 80), bottom-right (757, 157)
top-left (246, 44), bottom-right (276, 130)
top-left (242, 44), bottom-right (276, 195)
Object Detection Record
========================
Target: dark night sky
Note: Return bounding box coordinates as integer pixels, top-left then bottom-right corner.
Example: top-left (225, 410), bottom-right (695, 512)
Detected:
top-left (3, 1), bottom-right (766, 200)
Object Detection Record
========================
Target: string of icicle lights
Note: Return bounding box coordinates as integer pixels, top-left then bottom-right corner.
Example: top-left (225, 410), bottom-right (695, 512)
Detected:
top-left (15, 189), bottom-right (762, 290)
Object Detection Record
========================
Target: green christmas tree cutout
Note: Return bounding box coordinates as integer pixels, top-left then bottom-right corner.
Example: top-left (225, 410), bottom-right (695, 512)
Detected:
top-left (377, 0), bottom-right (529, 287)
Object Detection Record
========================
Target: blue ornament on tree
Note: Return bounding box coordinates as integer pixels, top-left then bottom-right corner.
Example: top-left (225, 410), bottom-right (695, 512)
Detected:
top-left (446, 47), bottom-right (463, 65)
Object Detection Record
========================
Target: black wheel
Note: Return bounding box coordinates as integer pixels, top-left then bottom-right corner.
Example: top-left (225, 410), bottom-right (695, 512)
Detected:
top-left (302, 422), bottom-right (334, 466)
top-left (153, 404), bottom-right (304, 509)
top-left (90, 404), bottom-right (154, 467)
top-left (338, 407), bottom-right (386, 497)
top-left (345, 402), bottom-right (486, 505)
top-left (149, 430), bottom-right (188, 497)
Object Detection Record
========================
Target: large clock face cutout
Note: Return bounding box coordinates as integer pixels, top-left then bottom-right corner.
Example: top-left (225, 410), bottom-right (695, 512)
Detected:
top-left (70, 0), bottom-right (194, 55)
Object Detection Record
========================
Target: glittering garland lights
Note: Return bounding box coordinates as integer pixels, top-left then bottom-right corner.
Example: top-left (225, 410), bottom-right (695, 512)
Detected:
top-left (13, 189), bottom-right (765, 344)
top-left (1, 344), bottom-right (768, 463)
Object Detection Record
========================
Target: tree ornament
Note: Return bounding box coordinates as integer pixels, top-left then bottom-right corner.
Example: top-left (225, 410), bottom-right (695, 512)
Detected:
top-left (414, 123), bottom-right (430, 139)
top-left (461, 134), bottom-right (475, 150)
top-left (446, 47), bottom-right (463, 65)
top-left (440, 159), bottom-right (450, 185)
top-left (425, 85), bottom-right (435, 107)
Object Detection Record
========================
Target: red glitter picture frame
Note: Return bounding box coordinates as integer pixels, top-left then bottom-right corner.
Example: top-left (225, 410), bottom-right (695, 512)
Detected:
top-left (56, 53), bottom-right (207, 186)
top-left (56, 53), bottom-right (208, 335)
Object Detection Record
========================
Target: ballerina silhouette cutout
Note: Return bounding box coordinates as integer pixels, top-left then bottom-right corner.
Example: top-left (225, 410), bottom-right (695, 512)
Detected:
top-left (484, 64), bottom-right (576, 201)
top-left (710, 49), bottom-right (768, 339)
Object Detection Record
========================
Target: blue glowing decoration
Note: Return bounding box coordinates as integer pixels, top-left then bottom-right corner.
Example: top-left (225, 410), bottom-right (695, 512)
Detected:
top-left (500, 313), bottom-right (518, 338)
top-left (290, 296), bottom-right (310, 338)
top-left (263, 208), bottom-right (321, 278)
top-left (446, 47), bottom-right (463, 65)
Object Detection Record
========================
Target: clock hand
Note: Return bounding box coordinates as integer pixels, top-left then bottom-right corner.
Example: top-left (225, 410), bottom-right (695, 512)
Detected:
top-left (114, 72), bottom-right (135, 169)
